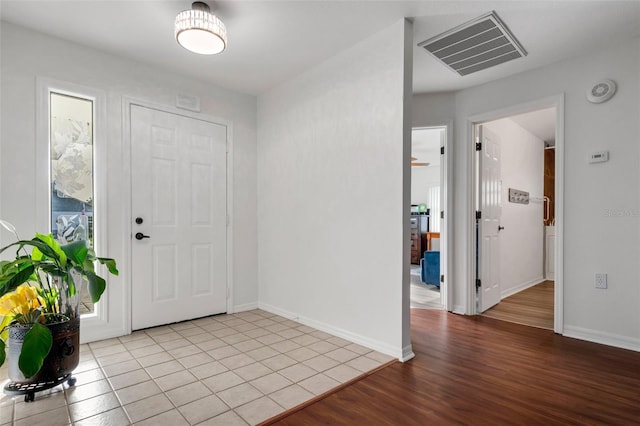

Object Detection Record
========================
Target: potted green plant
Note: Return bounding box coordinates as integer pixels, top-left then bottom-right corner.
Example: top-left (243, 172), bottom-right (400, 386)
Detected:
top-left (0, 220), bottom-right (117, 386)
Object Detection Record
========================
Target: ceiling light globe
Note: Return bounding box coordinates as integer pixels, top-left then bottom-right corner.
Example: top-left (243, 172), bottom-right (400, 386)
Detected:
top-left (175, 2), bottom-right (227, 55)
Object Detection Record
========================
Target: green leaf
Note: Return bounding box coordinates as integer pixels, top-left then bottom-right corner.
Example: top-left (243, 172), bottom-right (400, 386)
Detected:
top-left (37, 263), bottom-right (64, 276)
top-left (35, 234), bottom-right (67, 266)
top-left (0, 237), bottom-right (65, 267)
top-left (60, 241), bottom-right (88, 266)
top-left (0, 315), bottom-right (11, 340)
top-left (18, 323), bottom-right (53, 378)
top-left (0, 339), bottom-right (5, 367)
top-left (82, 257), bottom-right (96, 274)
top-left (0, 263), bottom-right (35, 298)
top-left (87, 272), bottom-right (106, 303)
top-left (65, 271), bottom-right (77, 298)
top-left (97, 258), bottom-right (119, 276)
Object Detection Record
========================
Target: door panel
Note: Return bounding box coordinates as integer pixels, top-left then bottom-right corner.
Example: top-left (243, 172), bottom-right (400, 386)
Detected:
top-left (478, 125), bottom-right (502, 313)
top-left (131, 105), bottom-right (227, 330)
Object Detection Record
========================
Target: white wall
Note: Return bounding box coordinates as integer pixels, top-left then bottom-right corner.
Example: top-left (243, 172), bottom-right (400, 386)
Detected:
top-left (484, 118), bottom-right (544, 298)
top-left (411, 166), bottom-right (440, 205)
top-left (412, 92), bottom-right (456, 127)
top-left (427, 36), bottom-right (640, 350)
top-left (0, 23), bottom-right (259, 337)
top-left (257, 20), bottom-right (413, 359)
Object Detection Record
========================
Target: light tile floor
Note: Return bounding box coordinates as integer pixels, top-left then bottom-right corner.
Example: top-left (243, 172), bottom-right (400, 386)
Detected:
top-left (0, 310), bottom-right (393, 426)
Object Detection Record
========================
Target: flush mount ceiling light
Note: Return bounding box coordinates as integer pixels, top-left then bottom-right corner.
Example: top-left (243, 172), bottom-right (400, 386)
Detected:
top-left (175, 2), bottom-right (227, 55)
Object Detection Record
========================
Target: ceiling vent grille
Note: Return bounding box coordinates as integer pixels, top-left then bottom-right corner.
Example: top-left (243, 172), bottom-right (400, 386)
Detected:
top-left (418, 11), bottom-right (527, 76)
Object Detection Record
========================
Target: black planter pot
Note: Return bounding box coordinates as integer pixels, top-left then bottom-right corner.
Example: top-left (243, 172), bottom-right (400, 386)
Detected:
top-left (7, 317), bottom-right (80, 385)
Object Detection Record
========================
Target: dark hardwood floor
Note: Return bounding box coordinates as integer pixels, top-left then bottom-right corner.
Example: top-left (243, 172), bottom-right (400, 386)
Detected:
top-left (265, 310), bottom-right (640, 425)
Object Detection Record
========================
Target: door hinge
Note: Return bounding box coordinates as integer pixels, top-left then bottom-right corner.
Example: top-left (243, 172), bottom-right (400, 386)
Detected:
top-left (440, 211), bottom-right (444, 219)
top-left (475, 142), bottom-right (482, 151)
top-left (440, 274), bottom-right (444, 283)
top-left (226, 214), bottom-right (230, 226)
top-left (440, 146), bottom-right (445, 155)
top-left (476, 279), bottom-right (482, 288)
top-left (476, 211), bottom-right (481, 220)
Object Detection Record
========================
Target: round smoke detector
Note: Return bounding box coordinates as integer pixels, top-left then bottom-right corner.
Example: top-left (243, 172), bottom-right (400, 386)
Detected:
top-left (587, 79), bottom-right (617, 104)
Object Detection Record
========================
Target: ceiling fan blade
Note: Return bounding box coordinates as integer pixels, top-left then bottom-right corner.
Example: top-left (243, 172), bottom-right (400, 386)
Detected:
top-left (411, 156), bottom-right (418, 161)
top-left (411, 162), bottom-right (430, 167)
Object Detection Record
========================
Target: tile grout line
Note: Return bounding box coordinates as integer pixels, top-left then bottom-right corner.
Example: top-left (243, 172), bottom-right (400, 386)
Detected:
top-left (7, 310), bottom-right (390, 426)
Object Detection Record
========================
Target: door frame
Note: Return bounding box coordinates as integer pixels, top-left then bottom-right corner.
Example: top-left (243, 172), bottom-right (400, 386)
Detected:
top-left (122, 96), bottom-right (234, 334)
top-left (36, 77), bottom-right (112, 343)
top-left (467, 95), bottom-right (565, 334)
top-left (410, 122), bottom-right (452, 312)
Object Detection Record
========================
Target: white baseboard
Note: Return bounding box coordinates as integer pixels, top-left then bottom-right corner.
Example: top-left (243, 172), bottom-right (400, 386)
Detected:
top-left (563, 325), bottom-right (640, 352)
top-left (401, 345), bottom-right (415, 362)
top-left (452, 304), bottom-right (466, 315)
top-left (259, 302), bottom-right (406, 361)
top-left (80, 325), bottom-right (129, 344)
top-left (231, 302), bottom-right (259, 314)
top-left (501, 276), bottom-right (545, 299)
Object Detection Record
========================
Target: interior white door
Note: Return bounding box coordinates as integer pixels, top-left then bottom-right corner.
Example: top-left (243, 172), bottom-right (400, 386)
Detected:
top-left (131, 105), bottom-right (227, 330)
top-left (478, 125), bottom-right (502, 313)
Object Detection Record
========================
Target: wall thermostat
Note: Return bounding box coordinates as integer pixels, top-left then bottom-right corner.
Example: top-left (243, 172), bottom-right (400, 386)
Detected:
top-left (587, 79), bottom-right (617, 104)
top-left (589, 151), bottom-right (609, 164)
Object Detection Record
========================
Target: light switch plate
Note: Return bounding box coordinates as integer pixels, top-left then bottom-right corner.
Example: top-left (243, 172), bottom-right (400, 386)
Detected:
top-left (589, 151), bottom-right (609, 164)
top-left (595, 273), bottom-right (607, 289)
top-left (508, 188), bottom-right (529, 204)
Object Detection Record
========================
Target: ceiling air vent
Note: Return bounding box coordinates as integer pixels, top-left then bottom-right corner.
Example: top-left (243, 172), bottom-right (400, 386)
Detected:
top-left (418, 11), bottom-right (527, 76)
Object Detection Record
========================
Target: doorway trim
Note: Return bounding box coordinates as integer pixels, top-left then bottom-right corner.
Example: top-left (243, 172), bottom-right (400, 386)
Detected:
top-left (467, 94), bottom-right (564, 333)
top-left (122, 96), bottom-right (234, 334)
top-left (411, 122), bottom-right (452, 312)
top-left (36, 77), bottom-right (111, 343)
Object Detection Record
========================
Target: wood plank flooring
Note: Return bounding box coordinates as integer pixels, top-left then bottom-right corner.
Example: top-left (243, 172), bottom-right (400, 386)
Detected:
top-left (265, 310), bottom-right (640, 425)
top-left (482, 280), bottom-right (554, 329)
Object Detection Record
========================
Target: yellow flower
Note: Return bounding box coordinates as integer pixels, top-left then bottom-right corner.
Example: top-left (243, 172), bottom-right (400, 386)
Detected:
top-left (17, 285), bottom-right (39, 302)
top-left (0, 285), bottom-right (43, 317)
top-left (0, 293), bottom-right (22, 315)
top-left (0, 293), bottom-right (19, 316)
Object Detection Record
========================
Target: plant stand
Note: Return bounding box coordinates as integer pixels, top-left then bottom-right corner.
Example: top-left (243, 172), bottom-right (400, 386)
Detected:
top-left (3, 374), bottom-right (76, 402)
top-left (4, 317), bottom-right (80, 402)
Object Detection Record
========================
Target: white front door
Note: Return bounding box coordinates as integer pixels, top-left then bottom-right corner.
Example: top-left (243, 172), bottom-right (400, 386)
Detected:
top-left (478, 125), bottom-right (502, 313)
top-left (131, 105), bottom-right (227, 330)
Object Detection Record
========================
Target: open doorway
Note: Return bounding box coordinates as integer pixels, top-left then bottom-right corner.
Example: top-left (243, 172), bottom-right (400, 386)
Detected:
top-left (473, 106), bottom-right (558, 330)
top-left (410, 126), bottom-right (447, 310)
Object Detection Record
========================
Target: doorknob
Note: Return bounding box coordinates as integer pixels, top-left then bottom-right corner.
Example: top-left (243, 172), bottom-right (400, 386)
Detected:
top-left (498, 226), bottom-right (505, 231)
top-left (135, 232), bottom-right (150, 240)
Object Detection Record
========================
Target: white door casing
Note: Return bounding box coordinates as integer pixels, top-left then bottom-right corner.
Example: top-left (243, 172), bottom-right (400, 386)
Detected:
top-left (439, 127), bottom-right (447, 310)
top-left (545, 226), bottom-right (556, 280)
top-left (131, 105), bottom-right (227, 330)
top-left (478, 125), bottom-right (502, 313)
top-left (467, 95), bottom-right (564, 332)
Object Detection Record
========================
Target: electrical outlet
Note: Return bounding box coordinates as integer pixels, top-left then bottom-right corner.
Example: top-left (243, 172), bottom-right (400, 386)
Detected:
top-left (595, 273), bottom-right (608, 289)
